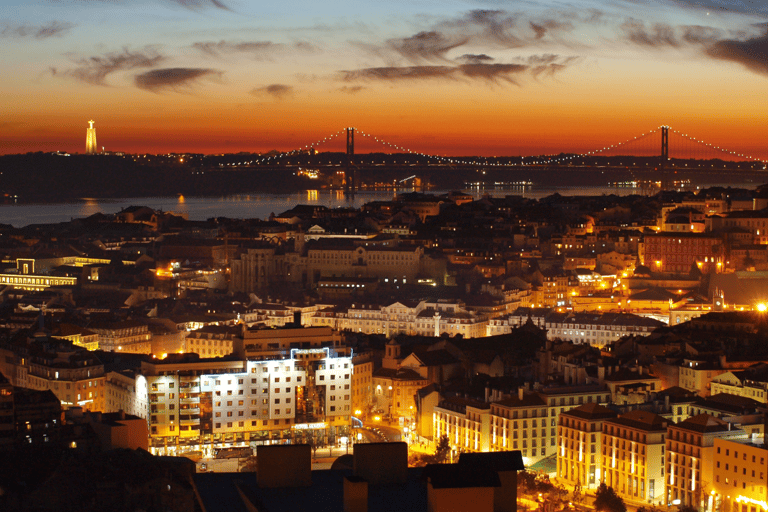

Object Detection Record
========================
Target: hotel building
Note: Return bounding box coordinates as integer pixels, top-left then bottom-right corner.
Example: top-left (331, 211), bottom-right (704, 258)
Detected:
top-left (142, 326), bottom-right (352, 456)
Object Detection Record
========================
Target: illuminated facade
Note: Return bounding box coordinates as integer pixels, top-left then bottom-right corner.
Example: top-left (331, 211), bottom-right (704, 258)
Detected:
top-left (712, 438), bottom-right (768, 512)
top-left (434, 397), bottom-right (491, 455)
top-left (351, 353), bottom-right (373, 417)
top-left (600, 410), bottom-right (668, 505)
top-left (666, 414), bottom-right (743, 511)
top-left (142, 346), bottom-right (352, 456)
top-left (86, 120), bottom-right (97, 154)
top-left (642, 233), bottom-right (722, 274)
top-left (89, 320), bottom-right (152, 354)
top-left (430, 385), bottom-right (611, 466)
top-left (557, 403), bottom-right (618, 490)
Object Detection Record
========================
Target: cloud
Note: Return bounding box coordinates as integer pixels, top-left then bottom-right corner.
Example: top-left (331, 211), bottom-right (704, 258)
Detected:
top-left (192, 40), bottom-right (318, 59)
top-left (529, 20), bottom-right (574, 40)
top-left (134, 67), bottom-right (221, 92)
top-left (706, 31), bottom-right (768, 74)
top-left (339, 55), bottom-right (575, 84)
top-left (338, 85), bottom-right (365, 94)
top-left (251, 84), bottom-right (293, 98)
top-left (681, 25), bottom-right (724, 44)
top-left (386, 31), bottom-right (468, 63)
top-left (621, 19), bottom-right (680, 47)
top-left (669, 0), bottom-right (768, 17)
top-left (1, 21), bottom-right (75, 39)
top-left (169, 0), bottom-right (230, 10)
top-left (340, 66), bottom-right (457, 81)
top-left (458, 9), bottom-right (523, 47)
top-left (458, 54), bottom-right (494, 63)
top-left (53, 47), bottom-right (164, 86)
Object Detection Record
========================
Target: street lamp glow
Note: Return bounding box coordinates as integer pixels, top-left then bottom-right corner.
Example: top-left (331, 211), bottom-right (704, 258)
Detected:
top-left (758, 303), bottom-right (767, 312)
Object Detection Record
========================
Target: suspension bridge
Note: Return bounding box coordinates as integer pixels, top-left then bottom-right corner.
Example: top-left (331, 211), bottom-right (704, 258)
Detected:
top-left (214, 126), bottom-right (767, 193)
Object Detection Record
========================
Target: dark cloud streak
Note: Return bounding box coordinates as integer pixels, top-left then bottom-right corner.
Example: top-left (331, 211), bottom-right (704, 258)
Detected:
top-left (340, 55), bottom-right (575, 84)
top-left (192, 40), bottom-right (318, 59)
top-left (1, 20), bottom-right (75, 39)
top-left (250, 84), bottom-right (294, 98)
top-left (54, 47), bottom-right (164, 86)
top-left (386, 31), bottom-right (468, 63)
top-left (134, 67), bottom-right (221, 92)
top-left (706, 31), bottom-right (768, 74)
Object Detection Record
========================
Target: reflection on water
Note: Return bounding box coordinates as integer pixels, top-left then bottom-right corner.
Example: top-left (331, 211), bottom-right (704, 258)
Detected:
top-left (0, 185), bottom-right (661, 228)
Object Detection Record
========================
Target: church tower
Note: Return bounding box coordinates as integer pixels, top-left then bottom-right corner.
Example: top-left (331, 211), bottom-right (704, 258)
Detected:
top-left (85, 120), bottom-right (97, 154)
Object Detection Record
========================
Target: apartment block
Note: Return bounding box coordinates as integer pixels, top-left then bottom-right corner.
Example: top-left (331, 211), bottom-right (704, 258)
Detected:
top-left (666, 414), bottom-right (744, 511)
top-left (557, 403), bottom-right (618, 490)
top-left (712, 437), bottom-right (768, 512)
top-left (601, 410), bottom-right (668, 505)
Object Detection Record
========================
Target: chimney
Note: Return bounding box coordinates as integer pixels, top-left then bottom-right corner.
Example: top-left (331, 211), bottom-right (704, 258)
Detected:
top-left (293, 311), bottom-right (302, 327)
top-left (485, 387), bottom-right (490, 403)
top-left (664, 395), bottom-right (670, 410)
top-left (638, 366), bottom-right (643, 376)
top-left (344, 476), bottom-right (368, 512)
top-left (598, 366), bottom-right (605, 382)
top-left (518, 388), bottom-right (524, 401)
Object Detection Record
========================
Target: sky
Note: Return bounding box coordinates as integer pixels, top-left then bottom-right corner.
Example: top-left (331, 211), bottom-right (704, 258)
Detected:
top-left (1, 0), bottom-right (767, 157)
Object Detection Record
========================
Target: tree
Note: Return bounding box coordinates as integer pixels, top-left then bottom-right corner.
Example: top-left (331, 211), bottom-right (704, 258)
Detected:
top-left (593, 483), bottom-right (626, 512)
top-left (433, 435), bottom-right (451, 464)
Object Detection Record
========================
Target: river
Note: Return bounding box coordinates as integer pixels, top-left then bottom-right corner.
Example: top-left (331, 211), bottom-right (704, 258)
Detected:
top-left (0, 184), bottom-right (703, 228)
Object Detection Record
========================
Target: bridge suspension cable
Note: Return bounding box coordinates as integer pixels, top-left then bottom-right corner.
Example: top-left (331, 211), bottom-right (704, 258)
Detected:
top-left (537, 128), bottom-right (661, 165)
top-left (669, 128), bottom-right (767, 164)
top-left (228, 129), bottom-right (346, 166)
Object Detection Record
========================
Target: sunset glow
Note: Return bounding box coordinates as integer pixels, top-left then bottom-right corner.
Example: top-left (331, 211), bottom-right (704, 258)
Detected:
top-left (2, 0), bottom-right (767, 157)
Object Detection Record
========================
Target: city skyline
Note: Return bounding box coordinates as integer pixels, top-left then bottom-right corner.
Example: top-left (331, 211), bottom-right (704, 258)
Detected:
top-left (1, 0), bottom-right (767, 156)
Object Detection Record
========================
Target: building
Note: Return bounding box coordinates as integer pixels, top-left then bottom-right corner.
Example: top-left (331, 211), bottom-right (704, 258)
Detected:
top-left (642, 232), bottom-right (722, 274)
top-left (23, 348), bottom-right (106, 412)
top-left (711, 366), bottom-right (768, 404)
top-left (185, 324), bottom-right (240, 358)
top-left (141, 337), bottom-right (352, 456)
top-left (89, 319), bottom-right (153, 354)
top-left (434, 396), bottom-right (491, 456)
top-left (193, 443), bottom-right (525, 512)
top-left (372, 367), bottom-right (429, 423)
top-left (351, 352), bottom-right (373, 418)
top-left (0, 372), bottom-right (15, 447)
top-left (712, 437), bottom-right (768, 512)
top-left (600, 410), bottom-right (668, 505)
top-left (557, 403), bottom-right (618, 490)
top-left (666, 414), bottom-right (744, 511)
top-left (545, 312), bottom-right (664, 347)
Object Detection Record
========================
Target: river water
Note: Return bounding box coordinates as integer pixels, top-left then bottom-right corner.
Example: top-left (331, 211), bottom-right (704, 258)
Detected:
top-left (0, 184), bottom-right (686, 228)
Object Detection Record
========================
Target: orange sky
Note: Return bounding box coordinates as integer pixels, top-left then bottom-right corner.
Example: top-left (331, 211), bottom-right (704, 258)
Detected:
top-left (2, 1), bottom-right (767, 159)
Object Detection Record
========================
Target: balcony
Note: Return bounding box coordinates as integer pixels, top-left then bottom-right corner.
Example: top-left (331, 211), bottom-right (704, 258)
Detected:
top-left (180, 394), bottom-right (200, 403)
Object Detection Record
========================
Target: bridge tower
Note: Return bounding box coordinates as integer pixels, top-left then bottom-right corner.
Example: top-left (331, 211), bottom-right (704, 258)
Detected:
top-left (660, 125), bottom-right (670, 189)
top-left (345, 127), bottom-right (355, 194)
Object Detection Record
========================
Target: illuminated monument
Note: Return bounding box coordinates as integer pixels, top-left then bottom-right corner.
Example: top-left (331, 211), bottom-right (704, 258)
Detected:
top-left (85, 120), bottom-right (97, 154)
